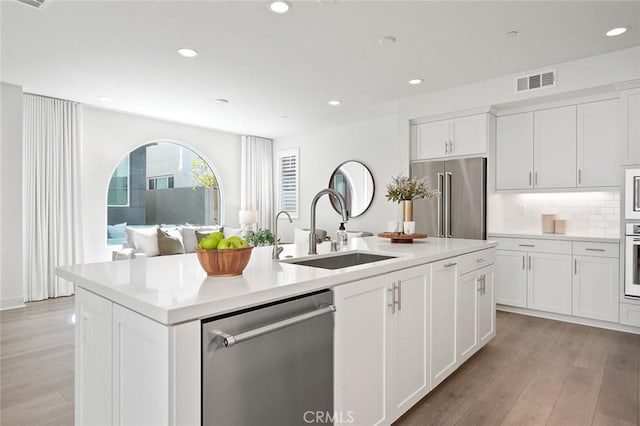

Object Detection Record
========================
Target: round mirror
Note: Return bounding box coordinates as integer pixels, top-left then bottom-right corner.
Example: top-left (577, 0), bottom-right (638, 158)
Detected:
top-left (328, 160), bottom-right (375, 218)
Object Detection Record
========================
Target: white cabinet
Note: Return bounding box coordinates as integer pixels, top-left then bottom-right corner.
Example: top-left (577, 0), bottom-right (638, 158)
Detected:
top-left (430, 259), bottom-right (458, 388)
top-left (74, 288), bottom-right (200, 426)
top-left (493, 238), bottom-right (572, 315)
top-left (496, 112), bottom-right (534, 190)
top-left (416, 114), bottom-right (488, 160)
top-left (533, 105), bottom-right (577, 189)
top-left (457, 265), bottom-right (495, 364)
top-left (334, 264), bottom-right (430, 425)
top-left (76, 288), bottom-right (113, 426)
top-left (494, 250), bottom-right (527, 307)
top-left (577, 99), bottom-right (619, 187)
top-left (528, 252), bottom-right (572, 315)
top-left (572, 242), bottom-right (620, 323)
top-left (620, 88), bottom-right (640, 163)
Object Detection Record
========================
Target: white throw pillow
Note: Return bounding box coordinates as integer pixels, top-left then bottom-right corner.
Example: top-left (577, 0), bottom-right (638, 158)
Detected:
top-left (181, 225), bottom-right (223, 253)
top-left (126, 226), bottom-right (160, 257)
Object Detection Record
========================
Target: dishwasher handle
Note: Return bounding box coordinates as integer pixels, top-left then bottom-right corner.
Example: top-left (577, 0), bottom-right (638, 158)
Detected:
top-left (210, 304), bottom-right (336, 348)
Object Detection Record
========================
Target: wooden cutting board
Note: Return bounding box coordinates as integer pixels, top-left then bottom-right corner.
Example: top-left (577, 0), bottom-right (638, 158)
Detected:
top-left (378, 232), bottom-right (428, 243)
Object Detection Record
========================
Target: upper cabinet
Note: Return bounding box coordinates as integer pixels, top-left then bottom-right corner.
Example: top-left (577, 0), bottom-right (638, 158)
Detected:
top-left (619, 88), bottom-right (640, 163)
top-left (496, 98), bottom-right (620, 190)
top-left (415, 113), bottom-right (489, 160)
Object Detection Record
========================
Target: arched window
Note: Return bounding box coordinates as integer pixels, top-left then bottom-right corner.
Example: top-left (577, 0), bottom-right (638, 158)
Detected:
top-left (106, 141), bottom-right (220, 245)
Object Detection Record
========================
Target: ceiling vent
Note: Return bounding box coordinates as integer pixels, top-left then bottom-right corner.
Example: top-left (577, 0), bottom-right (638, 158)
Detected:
top-left (16, 0), bottom-right (48, 9)
top-left (515, 69), bottom-right (556, 94)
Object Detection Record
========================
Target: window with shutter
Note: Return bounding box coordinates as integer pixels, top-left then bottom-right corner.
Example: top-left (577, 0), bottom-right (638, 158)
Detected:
top-left (277, 147), bottom-right (299, 219)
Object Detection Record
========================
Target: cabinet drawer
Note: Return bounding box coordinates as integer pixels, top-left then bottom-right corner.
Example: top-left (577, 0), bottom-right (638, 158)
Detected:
top-left (458, 249), bottom-right (495, 275)
top-left (491, 237), bottom-right (571, 254)
top-left (573, 241), bottom-right (619, 258)
top-left (620, 303), bottom-right (640, 327)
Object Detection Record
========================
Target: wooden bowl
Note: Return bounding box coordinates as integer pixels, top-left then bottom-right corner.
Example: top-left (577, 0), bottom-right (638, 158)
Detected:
top-left (196, 247), bottom-right (253, 277)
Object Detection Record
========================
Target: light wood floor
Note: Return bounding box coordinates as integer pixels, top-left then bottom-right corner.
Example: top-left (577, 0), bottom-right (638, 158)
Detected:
top-left (1, 298), bottom-right (639, 425)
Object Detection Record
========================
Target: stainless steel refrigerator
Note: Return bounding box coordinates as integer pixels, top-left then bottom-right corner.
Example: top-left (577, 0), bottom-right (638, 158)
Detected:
top-left (411, 157), bottom-right (486, 240)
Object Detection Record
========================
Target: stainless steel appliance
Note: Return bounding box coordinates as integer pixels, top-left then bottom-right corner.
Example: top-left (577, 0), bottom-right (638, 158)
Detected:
top-left (626, 223), bottom-right (640, 298)
top-left (411, 157), bottom-right (486, 239)
top-left (202, 290), bottom-right (335, 426)
top-left (625, 167), bottom-right (640, 220)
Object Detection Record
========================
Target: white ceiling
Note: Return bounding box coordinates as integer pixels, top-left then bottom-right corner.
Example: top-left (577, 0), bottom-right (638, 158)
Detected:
top-left (1, 1), bottom-right (638, 138)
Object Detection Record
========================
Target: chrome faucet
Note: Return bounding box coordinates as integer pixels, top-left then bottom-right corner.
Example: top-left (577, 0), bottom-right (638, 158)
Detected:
top-left (309, 188), bottom-right (349, 255)
top-left (273, 210), bottom-right (293, 260)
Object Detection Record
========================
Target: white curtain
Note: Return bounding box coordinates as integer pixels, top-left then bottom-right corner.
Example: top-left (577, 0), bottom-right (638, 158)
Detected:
top-left (23, 95), bottom-right (83, 301)
top-left (241, 135), bottom-right (274, 230)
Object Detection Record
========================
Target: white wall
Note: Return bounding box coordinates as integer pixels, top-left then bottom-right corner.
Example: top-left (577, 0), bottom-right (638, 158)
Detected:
top-left (273, 114), bottom-right (403, 242)
top-left (0, 82), bottom-right (24, 309)
top-left (82, 107), bottom-right (242, 262)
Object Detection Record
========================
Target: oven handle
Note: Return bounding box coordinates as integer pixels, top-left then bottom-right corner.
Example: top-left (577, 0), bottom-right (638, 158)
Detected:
top-left (210, 304), bottom-right (336, 348)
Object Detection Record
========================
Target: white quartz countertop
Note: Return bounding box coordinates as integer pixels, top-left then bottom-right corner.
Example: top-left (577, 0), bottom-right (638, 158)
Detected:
top-left (56, 236), bottom-right (496, 326)
top-left (488, 232), bottom-right (620, 243)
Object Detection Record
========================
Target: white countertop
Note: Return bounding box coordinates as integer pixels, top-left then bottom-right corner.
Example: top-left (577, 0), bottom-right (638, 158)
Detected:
top-left (488, 232), bottom-right (620, 243)
top-left (56, 236), bottom-right (496, 325)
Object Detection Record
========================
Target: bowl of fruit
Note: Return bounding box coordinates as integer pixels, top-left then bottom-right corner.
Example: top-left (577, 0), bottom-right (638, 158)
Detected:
top-left (196, 232), bottom-right (253, 277)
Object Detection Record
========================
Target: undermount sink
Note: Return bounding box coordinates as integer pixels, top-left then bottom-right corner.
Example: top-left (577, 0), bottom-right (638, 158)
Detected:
top-left (282, 252), bottom-right (397, 270)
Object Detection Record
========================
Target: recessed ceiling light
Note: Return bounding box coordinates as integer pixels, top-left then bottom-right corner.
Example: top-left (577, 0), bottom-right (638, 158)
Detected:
top-left (98, 96), bottom-right (113, 102)
top-left (269, 1), bottom-right (291, 14)
top-left (505, 30), bottom-right (519, 38)
top-left (281, 115), bottom-right (289, 120)
top-left (379, 36), bottom-right (397, 46)
top-left (408, 78), bottom-right (423, 85)
top-left (606, 27), bottom-right (628, 37)
top-left (237, 125), bottom-right (247, 130)
top-left (328, 100), bottom-right (341, 106)
top-left (177, 48), bottom-right (199, 58)
top-left (215, 98), bottom-right (229, 104)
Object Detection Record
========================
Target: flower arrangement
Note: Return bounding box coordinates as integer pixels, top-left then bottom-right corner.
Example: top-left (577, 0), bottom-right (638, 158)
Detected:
top-left (385, 174), bottom-right (440, 203)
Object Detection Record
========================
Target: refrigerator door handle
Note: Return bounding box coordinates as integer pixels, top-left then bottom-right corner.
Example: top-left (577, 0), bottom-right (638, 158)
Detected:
top-left (437, 172), bottom-right (444, 237)
top-left (445, 171), bottom-right (453, 238)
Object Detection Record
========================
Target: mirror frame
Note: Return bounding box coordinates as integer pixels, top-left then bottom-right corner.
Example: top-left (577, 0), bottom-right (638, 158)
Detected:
top-left (328, 160), bottom-right (375, 218)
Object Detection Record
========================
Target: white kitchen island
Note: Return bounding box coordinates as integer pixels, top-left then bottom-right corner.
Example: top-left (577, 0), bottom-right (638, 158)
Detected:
top-left (56, 236), bottom-right (497, 426)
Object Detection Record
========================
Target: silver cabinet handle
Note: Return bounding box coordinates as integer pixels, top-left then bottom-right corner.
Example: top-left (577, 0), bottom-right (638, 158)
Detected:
top-left (437, 172), bottom-right (444, 237)
top-left (585, 248), bottom-right (605, 252)
top-left (578, 169), bottom-right (582, 185)
top-left (529, 172), bottom-right (532, 187)
top-left (444, 141), bottom-right (448, 154)
top-left (388, 285), bottom-right (396, 314)
top-left (482, 275), bottom-right (486, 295)
top-left (210, 304), bottom-right (336, 348)
top-left (574, 259), bottom-right (577, 275)
top-left (522, 255), bottom-right (525, 270)
top-left (397, 281), bottom-right (402, 312)
top-left (444, 262), bottom-right (457, 268)
top-left (445, 172), bottom-right (452, 237)
top-left (518, 244), bottom-right (535, 247)
top-left (535, 172), bottom-right (538, 186)
top-left (476, 258), bottom-right (487, 263)
top-left (449, 140), bottom-right (454, 153)
top-left (528, 255), bottom-right (532, 270)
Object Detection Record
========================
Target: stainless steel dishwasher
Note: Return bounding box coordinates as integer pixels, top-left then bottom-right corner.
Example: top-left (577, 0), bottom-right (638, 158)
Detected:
top-left (202, 290), bottom-right (335, 426)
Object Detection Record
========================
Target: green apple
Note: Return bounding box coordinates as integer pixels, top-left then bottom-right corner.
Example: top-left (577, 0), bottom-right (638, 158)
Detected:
top-left (209, 231), bottom-right (224, 241)
top-left (228, 236), bottom-right (241, 242)
top-left (236, 239), bottom-right (249, 248)
top-left (217, 238), bottom-right (231, 249)
top-left (200, 237), bottom-right (218, 250)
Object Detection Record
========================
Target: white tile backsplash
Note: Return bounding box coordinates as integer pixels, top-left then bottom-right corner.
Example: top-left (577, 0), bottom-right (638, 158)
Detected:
top-left (489, 191), bottom-right (620, 237)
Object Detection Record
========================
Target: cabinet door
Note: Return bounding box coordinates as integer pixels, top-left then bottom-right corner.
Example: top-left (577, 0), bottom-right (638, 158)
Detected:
top-left (456, 271), bottom-right (478, 362)
top-left (112, 304), bottom-right (169, 425)
top-left (621, 89), bottom-right (640, 163)
top-left (390, 266), bottom-right (431, 420)
top-left (477, 268), bottom-right (495, 346)
top-left (496, 113), bottom-right (534, 190)
top-left (431, 259), bottom-right (458, 388)
top-left (534, 106), bottom-right (577, 188)
top-left (334, 274), bottom-right (393, 426)
top-left (577, 99), bottom-right (619, 187)
top-left (573, 255), bottom-right (619, 322)
top-left (416, 120), bottom-right (450, 159)
top-left (527, 252), bottom-right (572, 315)
top-left (450, 114), bottom-right (487, 157)
top-left (76, 288), bottom-right (112, 426)
top-left (494, 250), bottom-right (527, 307)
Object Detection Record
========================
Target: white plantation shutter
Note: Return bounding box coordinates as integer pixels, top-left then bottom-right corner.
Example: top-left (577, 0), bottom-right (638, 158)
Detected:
top-left (277, 148), bottom-right (299, 218)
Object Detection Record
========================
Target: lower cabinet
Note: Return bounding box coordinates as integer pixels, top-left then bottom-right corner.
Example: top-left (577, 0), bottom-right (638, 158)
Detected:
top-left (430, 259), bottom-right (458, 388)
top-left (334, 264), bottom-right (430, 425)
top-left (527, 252), bottom-right (572, 315)
top-left (494, 250), bottom-right (527, 307)
top-left (75, 288), bottom-right (200, 426)
top-left (573, 254), bottom-right (619, 322)
top-left (457, 265), bottom-right (495, 364)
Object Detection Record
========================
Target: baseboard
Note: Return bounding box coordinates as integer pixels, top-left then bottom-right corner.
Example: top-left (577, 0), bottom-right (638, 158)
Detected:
top-left (497, 304), bottom-right (640, 335)
top-left (0, 297), bottom-right (26, 311)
